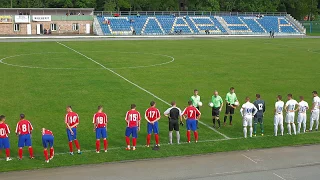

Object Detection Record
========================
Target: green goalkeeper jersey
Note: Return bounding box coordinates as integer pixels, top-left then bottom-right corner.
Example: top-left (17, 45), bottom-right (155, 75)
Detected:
top-left (190, 95), bottom-right (201, 107)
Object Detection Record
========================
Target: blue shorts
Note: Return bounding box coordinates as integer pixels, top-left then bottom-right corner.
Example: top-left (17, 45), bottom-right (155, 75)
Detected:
top-left (18, 134), bottom-right (32, 147)
top-left (147, 122), bottom-right (159, 134)
top-left (0, 137), bottom-right (10, 149)
top-left (66, 128), bottom-right (77, 142)
top-left (125, 127), bottom-right (138, 138)
top-left (186, 119), bottom-right (197, 131)
top-left (42, 135), bottom-right (54, 148)
top-left (96, 127), bottom-right (107, 139)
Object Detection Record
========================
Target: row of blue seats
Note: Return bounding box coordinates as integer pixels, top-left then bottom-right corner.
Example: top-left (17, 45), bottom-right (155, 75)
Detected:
top-left (97, 16), bottom-right (300, 35)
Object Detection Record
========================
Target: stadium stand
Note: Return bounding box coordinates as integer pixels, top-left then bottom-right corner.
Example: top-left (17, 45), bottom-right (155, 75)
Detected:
top-left (96, 15), bottom-right (303, 35)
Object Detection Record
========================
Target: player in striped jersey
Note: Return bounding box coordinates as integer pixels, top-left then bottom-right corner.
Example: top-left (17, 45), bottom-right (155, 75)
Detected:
top-left (0, 115), bottom-right (11, 161)
top-left (15, 114), bottom-right (34, 160)
top-left (93, 106), bottom-right (108, 153)
top-left (42, 128), bottom-right (54, 163)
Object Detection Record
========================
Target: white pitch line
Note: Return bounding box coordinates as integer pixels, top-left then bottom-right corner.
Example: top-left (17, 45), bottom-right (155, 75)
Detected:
top-left (56, 41), bottom-right (230, 139)
top-left (241, 154), bottom-right (258, 164)
top-left (273, 173), bottom-right (287, 180)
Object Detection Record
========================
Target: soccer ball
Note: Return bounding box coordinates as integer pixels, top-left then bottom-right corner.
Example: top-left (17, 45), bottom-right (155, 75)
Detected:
top-left (198, 102), bottom-right (203, 107)
top-left (234, 101), bottom-right (240, 106)
top-left (208, 102), bottom-right (214, 107)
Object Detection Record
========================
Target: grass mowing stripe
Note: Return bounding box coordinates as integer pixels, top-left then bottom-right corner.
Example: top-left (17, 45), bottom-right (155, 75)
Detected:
top-left (56, 41), bottom-right (230, 139)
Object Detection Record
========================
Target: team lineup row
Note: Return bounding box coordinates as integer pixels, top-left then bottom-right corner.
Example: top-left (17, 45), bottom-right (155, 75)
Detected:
top-left (0, 88), bottom-right (319, 163)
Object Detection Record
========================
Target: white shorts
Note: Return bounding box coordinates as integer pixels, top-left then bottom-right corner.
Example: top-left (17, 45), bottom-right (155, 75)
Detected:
top-left (243, 115), bottom-right (252, 127)
top-left (274, 114), bottom-right (283, 126)
top-left (311, 110), bottom-right (319, 121)
top-left (285, 113), bottom-right (295, 123)
top-left (297, 113), bottom-right (307, 124)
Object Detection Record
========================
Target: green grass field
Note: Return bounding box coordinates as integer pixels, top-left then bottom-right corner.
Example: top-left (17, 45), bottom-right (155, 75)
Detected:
top-left (0, 38), bottom-right (320, 172)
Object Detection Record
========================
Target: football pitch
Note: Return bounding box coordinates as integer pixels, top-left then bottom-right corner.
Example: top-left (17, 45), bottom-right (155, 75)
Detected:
top-left (0, 38), bottom-right (320, 172)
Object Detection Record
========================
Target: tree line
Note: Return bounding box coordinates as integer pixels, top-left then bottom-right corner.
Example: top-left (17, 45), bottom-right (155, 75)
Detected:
top-left (1, 0), bottom-right (319, 20)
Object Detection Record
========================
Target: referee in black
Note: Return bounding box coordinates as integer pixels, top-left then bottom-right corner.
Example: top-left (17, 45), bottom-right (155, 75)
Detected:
top-left (164, 101), bottom-right (183, 145)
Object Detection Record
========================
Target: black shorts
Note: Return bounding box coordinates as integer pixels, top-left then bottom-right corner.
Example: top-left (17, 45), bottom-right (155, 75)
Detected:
top-left (225, 105), bottom-right (235, 115)
top-left (212, 107), bottom-right (220, 117)
top-left (169, 119), bottom-right (179, 131)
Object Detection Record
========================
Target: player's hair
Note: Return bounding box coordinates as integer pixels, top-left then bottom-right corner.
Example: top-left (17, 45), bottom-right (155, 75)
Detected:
top-left (150, 101), bottom-right (155, 106)
top-left (188, 100), bottom-right (193, 105)
top-left (131, 104), bottom-right (136, 109)
top-left (312, 91), bottom-right (318, 95)
top-left (246, 96), bottom-right (250, 101)
top-left (277, 95), bottom-right (282, 100)
top-left (230, 87), bottom-right (235, 90)
top-left (67, 106), bottom-right (72, 110)
top-left (194, 89), bottom-right (198, 92)
top-left (256, 94), bottom-right (261, 98)
top-left (171, 101), bottom-right (176, 106)
top-left (287, 94), bottom-right (293, 98)
top-left (98, 105), bottom-right (103, 110)
top-left (20, 114), bottom-right (25, 119)
top-left (0, 115), bottom-right (5, 121)
top-left (299, 96), bottom-right (304, 100)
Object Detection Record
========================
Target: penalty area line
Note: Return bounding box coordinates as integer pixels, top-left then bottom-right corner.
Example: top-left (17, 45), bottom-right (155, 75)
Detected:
top-left (56, 41), bottom-right (230, 139)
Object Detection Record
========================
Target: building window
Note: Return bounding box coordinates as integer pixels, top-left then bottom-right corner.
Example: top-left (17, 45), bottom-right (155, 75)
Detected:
top-left (13, 24), bottom-right (20, 31)
top-left (72, 23), bottom-right (79, 31)
top-left (50, 23), bottom-right (57, 31)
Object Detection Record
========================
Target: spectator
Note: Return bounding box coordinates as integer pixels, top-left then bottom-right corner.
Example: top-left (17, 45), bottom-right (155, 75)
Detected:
top-left (19, 12), bottom-right (22, 15)
top-left (78, 12), bottom-right (81, 16)
top-left (66, 12), bottom-right (69, 16)
top-left (132, 30), bottom-right (136, 35)
top-left (137, 13), bottom-right (140, 18)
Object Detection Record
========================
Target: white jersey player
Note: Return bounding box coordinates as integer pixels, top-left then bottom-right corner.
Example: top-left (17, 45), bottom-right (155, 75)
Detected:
top-left (310, 91), bottom-right (320, 131)
top-left (240, 97), bottom-right (258, 138)
top-left (297, 96), bottom-right (309, 134)
top-left (285, 94), bottom-right (299, 135)
top-left (274, 95), bottom-right (284, 136)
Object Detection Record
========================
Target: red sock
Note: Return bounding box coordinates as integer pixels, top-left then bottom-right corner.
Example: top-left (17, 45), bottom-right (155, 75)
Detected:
top-left (155, 134), bottom-right (159, 145)
top-left (146, 134), bottom-right (151, 145)
top-left (5, 148), bottom-right (10, 158)
top-left (44, 149), bottom-right (48, 160)
top-left (103, 139), bottom-right (108, 150)
top-left (96, 140), bottom-right (100, 151)
top-left (74, 139), bottom-right (80, 150)
top-left (68, 142), bottom-right (73, 152)
top-left (125, 136), bottom-right (130, 146)
top-left (187, 131), bottom-right (191, 142)
top-left (18, 148), bottom-right (23, 159)
top-left (132, 138), bottom-right (137, 147)
top-left (50, 148), bottom-right (54, 158)
top-left (28, 147), bottom-right (34, 158)
top-left (194, 131), bottom-right (198, 141)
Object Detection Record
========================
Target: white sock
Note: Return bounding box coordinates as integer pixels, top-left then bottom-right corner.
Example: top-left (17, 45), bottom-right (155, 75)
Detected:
top-left (249, 127), bottom-right (253, 137)
top-left (316, 120), bottom-right (319, 130)
top-left (280, 125), bottom-right (284, 136)
top-left (243, 127), bottom-right (247, 138)
top-left (169, 131), bottom-right (173, 144)
top-left (292, 123), bottom-right (296, 135)
top-left (310, 119), bottom-right (314, 130)
top-left (287, 124), bottom-right (291, 135)
top-left (176, 131), bottom-right (180, 144)
top-left (297, 123), bottom-right (301, 134)
top-left (303, 123), bottom-right (306, 133)
top-left (274, 125), bottom-right (278, 136)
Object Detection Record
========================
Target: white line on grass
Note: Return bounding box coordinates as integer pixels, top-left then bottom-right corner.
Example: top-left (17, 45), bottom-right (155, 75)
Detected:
top-left (56, 41), bottom-right (230, 139)
top-left (241, 154), bottom-right (258, 164)
top-left (273, 173), bottom-right (287, 180)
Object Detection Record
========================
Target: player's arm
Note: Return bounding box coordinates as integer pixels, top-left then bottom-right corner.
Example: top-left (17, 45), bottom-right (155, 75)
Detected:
top-left (15, 123), bottom-right (19, 135)
top-left (144, 110), bottom-right (151, 123)
top-left (263, 102), bottom-right (266, 113)
top-left (164, 108), bottom-right (170, 117)
top-left (220, 98), bottom-right (224, 111)
top-left (284, 103), bottom-right (288, 112)
top-left (240, 107), bottom-right (244, 117)
top-left (253, 106), bottom-right (258, 116)
top-left (92, 115), bottom-right (96, 132)
top-left (138, 113), bottom-right (141, 131)
top-left (196, 109), bottom-right (201, 120)
top-left (152, 110), bottom-right (161, 123)
top-left (294, 102), bottom-right (299, 112)
top-left (311, 99), bottom-right (316, 112)
top-left (181, 108), bottom-right (187, 120)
